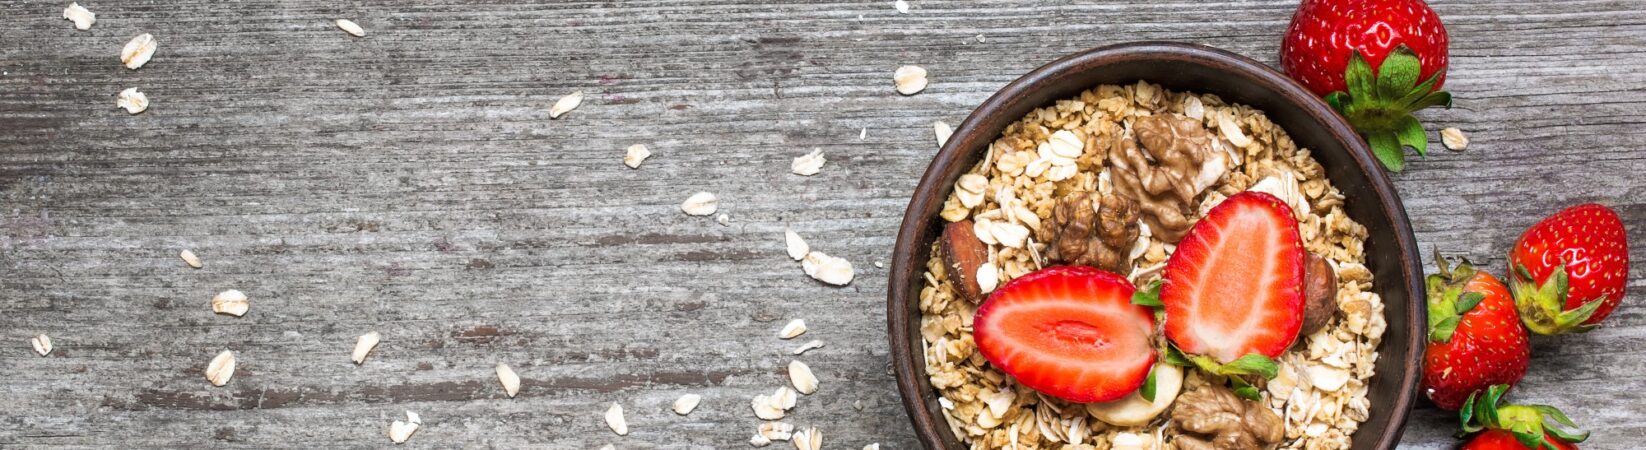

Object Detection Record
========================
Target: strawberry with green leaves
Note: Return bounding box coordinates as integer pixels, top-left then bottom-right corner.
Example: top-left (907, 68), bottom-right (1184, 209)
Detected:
top-left (1510, 203), bottom-right (1631, 335)
top-left (1421, 253), bottom-right (1529, 411)
top-left (1280, 0), bottom-right (1452, 171)
top-left (1458, 385), bottom-right (1588, 450)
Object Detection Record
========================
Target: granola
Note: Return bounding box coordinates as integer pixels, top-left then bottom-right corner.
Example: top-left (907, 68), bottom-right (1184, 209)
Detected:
top-left (920, 81), bottom-right (1385, 450)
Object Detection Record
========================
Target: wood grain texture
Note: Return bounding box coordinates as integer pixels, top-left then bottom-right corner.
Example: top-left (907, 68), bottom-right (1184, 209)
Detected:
top-left (1, 0), bottom-right (1642, 448)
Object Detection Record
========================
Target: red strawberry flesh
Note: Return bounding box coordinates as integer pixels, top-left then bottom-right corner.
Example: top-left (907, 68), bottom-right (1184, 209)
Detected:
top-left (974, 266), bottom-right (1156, 403)
top-left (1511, 203), bottom-right (1629, 328)
top-left (1161, 191), bottom-right (1305, 363)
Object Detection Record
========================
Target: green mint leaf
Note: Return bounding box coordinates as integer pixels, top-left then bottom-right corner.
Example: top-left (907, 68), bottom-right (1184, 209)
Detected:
top-left (1395, 116), bottom-right (1429, 157)
top-left (1141, 367), bottom-right (1158, 402)
top-left (1367, 131), bottom-right (1405, 172)
top-left (1376, 47), bottom-right (1422, 102)
top-left (1131, 279), bottom-right (1164, 308)
top-left (1222, 353), bottom-right (1280, 379)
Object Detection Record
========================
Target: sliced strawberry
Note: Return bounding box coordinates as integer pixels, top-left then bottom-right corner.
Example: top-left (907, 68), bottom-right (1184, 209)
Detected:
top-left (974, 266), bottom-right (1156, 403)
top-left (1161, 191), bottom-right (1305, 363)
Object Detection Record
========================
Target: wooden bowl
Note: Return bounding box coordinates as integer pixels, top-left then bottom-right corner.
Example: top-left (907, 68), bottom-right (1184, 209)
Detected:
top-left (887, 42), bottom-right (1425, 450)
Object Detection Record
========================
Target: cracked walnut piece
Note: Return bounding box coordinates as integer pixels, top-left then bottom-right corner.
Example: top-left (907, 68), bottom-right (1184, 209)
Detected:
top-left (1171, 385), bottom-right (1285, 450)
top-left (1041, 191), bottom-right (1139, 273)
top-left (1109, 114), bottom-right (1229, 243)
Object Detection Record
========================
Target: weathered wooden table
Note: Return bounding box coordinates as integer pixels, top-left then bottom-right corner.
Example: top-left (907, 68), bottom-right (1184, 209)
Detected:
top-left (3, 0), bottom-right (1643, 448)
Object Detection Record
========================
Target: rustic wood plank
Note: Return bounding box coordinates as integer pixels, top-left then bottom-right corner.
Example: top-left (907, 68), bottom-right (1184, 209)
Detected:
top-left (2, 0), bottom-right (1643, 447)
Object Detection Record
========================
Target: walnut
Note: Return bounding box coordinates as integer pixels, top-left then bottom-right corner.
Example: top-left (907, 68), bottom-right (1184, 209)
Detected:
top-left (1039, 191), bottom-right (1139, 272)
top-left (1108, 114), bottom-right (1229, 243)
top-left (1169, 385), bottom-right (1284, 450)
top-left (1300, 252), bottom-right (1340, 335)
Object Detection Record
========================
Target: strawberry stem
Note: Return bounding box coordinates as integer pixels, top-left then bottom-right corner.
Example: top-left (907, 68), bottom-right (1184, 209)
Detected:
top-left (1459, 384), bottom-right (1590, 449)
top-left (1326, 47), bottom-right (1451, 172)
top-left (1511, 263), bottom-right (1605, 335)
top-left (1426, 251), bottom-right (1484, 343)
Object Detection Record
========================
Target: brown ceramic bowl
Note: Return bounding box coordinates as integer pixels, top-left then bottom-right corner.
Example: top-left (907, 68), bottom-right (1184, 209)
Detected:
top-left (888, 42), bottom-right (1425, 449)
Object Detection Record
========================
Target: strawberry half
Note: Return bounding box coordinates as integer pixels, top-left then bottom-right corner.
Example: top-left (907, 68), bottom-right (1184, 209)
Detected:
top-left (1161, 191), bottom-right (1305, 364)
top-left (974, 266), bottom-right (1156, 403)
top-left (1509, 203), bottom-right (1631, 334)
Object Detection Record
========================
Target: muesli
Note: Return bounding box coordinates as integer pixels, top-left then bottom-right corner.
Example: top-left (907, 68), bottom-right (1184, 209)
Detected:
top-left (919, 81), bottom-right (1386, 450)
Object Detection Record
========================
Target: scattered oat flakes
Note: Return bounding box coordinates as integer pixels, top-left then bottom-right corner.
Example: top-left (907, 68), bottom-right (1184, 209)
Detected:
top-left (792, 427), bottom-right (821, 450)
top-left (893, 65), bottom-right (928, 95)
top-left (63, 3), bottom-right (94, 30)
top-left (863, 444), bottom-right (881, 450)
top-left (784, 230), bottom-right (809, 261)
top-left (673, 393), bottom-right (702, 415)
top-left (623, 144), bottom-right (652, 168)
top-left (934, 121), bottom-right (953, 148)
top-left (778, 319), bottom-right (807, 339)
top-left (788, 360), bottom-right (818, 394)
top-left (681, 192), bottom-right (718, 216)
top-left (791, 149), bottom-right (826, 176)
top-left (179, 249), bottom-right (202, 268)
top-left (335, 19), bottom-right (365, 37)
top-left (352, 331), bottom-right (381, 364)
top-left (1441, 127), bottom-right (1468, 151)
top-left (859, 127), bottom-right (867, 140)
top-left (751, 434), bottom-right (773, 447)
top-left (791, 339), bottom-right (825, 355)
top-left (205, 349), bottom-right (236, 386)
top-left (211, 289), bottom-right (249, 317)
top-left (117, 87), bottom-right (148, 114)
top-left (893, 0), bottom-right (910, 14)
top-left (801, 251), bottom-right (854, 286)
top-left (717, 214), bottom-right (731, 226)
top-left (30, 334), bottom-right (52, 356)
top-left (496, 362), bottom-right (521, 398)
top-left (549, 91), bottom-right (584, 119)
top-left (760, 421), bottom-right (795, 441)
top-left (751, 387), bottom-right (797, 420)
top-left (121, 33), bottom-right (156, 70)
top-left (604, 402), bottom-right (628, 436)
top-left (388, 410), bottom-right (421, 444)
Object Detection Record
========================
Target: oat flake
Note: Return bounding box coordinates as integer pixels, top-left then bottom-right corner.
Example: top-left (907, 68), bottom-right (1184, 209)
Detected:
top-left (801, 251), bottom-right (854, 286)
top-left (179, 249), bottom-right (202, 268)
top-left (205, 349), bottom-right (236, 386)
top-left (605, 402), bottom-right (628, 435)
top-left (624, 144), bottom-right (652, 168)
top-left (778, 319), bottom-right (807, 339)
top-left (496, 362), bottom-right (521, 398)
top-left (352, 331), bottom-right (381, 364)
top-left (934, 121), bottom-right (953, 148)
top-left (681, 192), bottom-right (719, 216)
top-left (335, 19), bottom-right (365, 37)
top-left (674, 393), bottom-right (702, 415)
top-left (117, 88), bottom-right (148, 114)
top-left (63, 3), bottom-right (95, 30)
top-left (788, 360), bottom-right (818, 394)
top-left (760, 421), bottom-right (795, 441)
top-left (791, 339), bottom-right (825, 355)
top-left (894, 65), bottom-right (928, 95)
top-left (1441, 127), bottom-right (1468, 151)
top-left (212, 290), bottom-right (249, 317)
top-left (549, 91), bottom-right (584, 119)
top-left (792, 427), bottom-right (821, 450)
top-left (791, 149), bottom-right (826, 176)
top-left (893, 0), bottom-right (910, 13)
top-left (387, 410), bottom-right (421, 444)
top-left (121, 33), bottom-right (156, 70)
top-left (31, 334), bottom-right (52, 356)
top-left (751, 434), bottom-right (773, 447)
top-left (784, 229), bottom-right (810, 261)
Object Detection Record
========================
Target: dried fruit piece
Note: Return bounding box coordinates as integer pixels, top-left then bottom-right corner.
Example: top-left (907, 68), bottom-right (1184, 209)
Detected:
top-left (496, 362), bottom-right (521, 398)
top-left (624, 144), bottom-right (651, 169)
top-left (117, 88), bottom-right (148, 114)
top-left (212, 290), bottom-right (249, 316)
top-left (605, 402), bottom-right (628, 435)
top-left (974, 266), bottom-right (1157, 402)
top-left (784, 229), bottom-right (809, 261)
top-left (335, 19), bottom-right (365, 37)
top-left (791, 149), bottom-right (826, 176)
top-left (673, 393), bottom-right (702, 415)
top-left (1441, 127), bottom-right (1469, 151)
top-left (121, 33), bottom-right (156, 70)
top-left (549, 91), bottom-right (584, 119)
top-left (31, 334), bottom-right (52, 356)
top-left (940, 220), bottom-right (989, 302)
top-left (681, 192), bottom-right (719, 216)
top-left (791, 339), bottom-right (824, 355)
top-left (933, 121), bottom-right (953, 148)
top-left (778, 319), bottom-right (807, 339)
top-left (893, 65), bottom-right (928, 95)
top-left (801, 251), bottom-right (854, 286)
top-left (205, 350), bottom-right (236, 386)
top-left (788, 360), bottom-right (818, 394)
top-left (63, 3), bottom-right (95, 30)
top-left (387, 410), bottom-right (421, 444)
top-left (179, 249), bottom-right (202, 268)
top-left (352, 331), bottom-right (381, 364)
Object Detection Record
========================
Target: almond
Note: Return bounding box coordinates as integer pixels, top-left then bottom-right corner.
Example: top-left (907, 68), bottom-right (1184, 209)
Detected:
top-left (941, 220), bottom-right (988, 302)
top-left (1301, 252), bottom-right (1338, 335)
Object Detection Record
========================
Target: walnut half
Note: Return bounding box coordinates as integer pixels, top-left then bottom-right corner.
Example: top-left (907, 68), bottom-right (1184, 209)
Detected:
top-left (1108, 114), bottom-right (1229, 243)
top-left (1039, 191), bottom-right (1139, 273)
top-left (1170, 384), bottom-right (1284, 450)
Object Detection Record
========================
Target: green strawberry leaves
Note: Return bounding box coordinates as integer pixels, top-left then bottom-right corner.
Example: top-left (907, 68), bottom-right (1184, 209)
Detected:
top-left (1511, 263), bottom-right (1605, 335)
top-left (1425, 250), bottom-right (1487, 343)
top-left (1326, 46), bottom-right (1452, 172)
top-left (1459, 385), bottom-right (1590, 449)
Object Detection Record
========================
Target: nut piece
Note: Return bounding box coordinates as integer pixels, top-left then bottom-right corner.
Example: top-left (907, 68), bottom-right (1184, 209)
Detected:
top-left (1441, 127), bottom-right (1469, 151)
top-left (352, 331), bottom-right (381, 364)
top-left (388, 410), bottom-right (421, 444)
top-left (121, 33), bottom-right (157, 70)
top-left (179, 249), bottom-right (202, 268)
top-left (941, 220), bottom-right (989, 302)
top-left (31, 334), bottom-right (52, 356)
top-left (791, 149), bottom-right (826, 176)
top-left (1108, 114), bottom-right (1228, 243)
top-left (212, 289), bottom-right (249, 317)
top-left (893, 65), bottom-right (928, 95)
top-left (549, 91), bottom-right (583, 119)
top-left (801, 251), bottom-right (854, 286)
top-left (673, 393), bottom-right (702, 415)
top-left (788, 360), bottom-right (818, 394)
top-left (205, 349), bottom-right (236, 386)
top-left (335, 19), bottom-right (365, 37)
top-left (681, 192), bottom-right (719, 216)
top-left (1170, 384), bottom-right (1284, 450)
top-left (933, 121), bottom-right (953, 148)
top-left (605, 402), bottom-right (628, 436)
top-left (117, 88), bottom-right (148, 114)
top-left (624, 144), bottom-right (652, 169)
top-left (63, 3), bottom-right (95, 30)
top-left (1300, 253), bottom-right (1340, 336)
top-left (778, 319), bottom-right (807, 339)
top-left (496, 362), bottom-right (521, 398)
top-left (1041, 191), bottom-right (1140, 272)
top-left (784, 229), bottom-right (809, 261)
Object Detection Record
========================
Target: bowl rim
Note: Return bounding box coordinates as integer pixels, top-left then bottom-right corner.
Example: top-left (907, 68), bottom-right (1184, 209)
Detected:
top-left (886, 41), bottom-right (1425, 450)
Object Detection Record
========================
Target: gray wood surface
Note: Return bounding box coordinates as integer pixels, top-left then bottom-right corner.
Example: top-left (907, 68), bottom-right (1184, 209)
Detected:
top-left (3, 0), bottom-right (1643, 448)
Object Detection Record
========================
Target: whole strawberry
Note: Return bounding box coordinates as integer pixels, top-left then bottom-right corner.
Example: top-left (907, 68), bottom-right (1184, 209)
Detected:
top-left (1421, 253), bottom-right (1529, 411)
top-left (1462, 430), bottom-right (1579, 450)
top-left (1280, 0), bottom-right (1452, 171)
top-left (1510, 203), bottom-right (1631, 335)
top-left (1458, 385), bottom-right (1588, 450)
